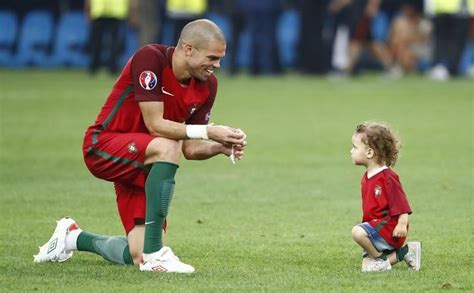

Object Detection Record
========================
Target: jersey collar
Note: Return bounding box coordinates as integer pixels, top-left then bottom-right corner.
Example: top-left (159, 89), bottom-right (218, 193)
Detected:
top-left (367, 166), bottom-right (388, 179)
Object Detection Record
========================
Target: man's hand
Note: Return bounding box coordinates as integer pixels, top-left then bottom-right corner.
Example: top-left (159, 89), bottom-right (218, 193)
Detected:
top-left (210, 126), bottom-right (247, 164)
top-left (207, 125), bottom-right (247, 146)
top-left (220, 142), bottom-right (246, 162)
top-left (392, 223), bottom-right (408, 238)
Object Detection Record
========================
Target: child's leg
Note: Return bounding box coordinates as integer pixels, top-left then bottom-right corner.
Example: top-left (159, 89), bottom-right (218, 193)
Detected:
top-left (352, 223), bottom-right (409, 265)
top-left (388, 245), bottom-right (409, 265)
top-left (387, 251), bottom-right (399, 265)
top-left (352, 225), bottom-right (385, 258)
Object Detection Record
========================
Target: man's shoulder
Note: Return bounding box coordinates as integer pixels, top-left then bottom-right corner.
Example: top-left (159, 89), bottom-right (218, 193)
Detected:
top-left (132, 44), bottom-right (173, 67)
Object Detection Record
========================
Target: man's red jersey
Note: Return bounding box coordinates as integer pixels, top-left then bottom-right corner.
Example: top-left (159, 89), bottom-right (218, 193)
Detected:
top-left (361, 167), bottom-right (412, 249)
top-left (85, 44), bottom-right (217, 138)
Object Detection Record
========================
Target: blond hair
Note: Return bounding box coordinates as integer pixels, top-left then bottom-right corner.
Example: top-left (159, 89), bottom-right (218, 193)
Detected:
top-left (355, 121), bottom-right (400, 166)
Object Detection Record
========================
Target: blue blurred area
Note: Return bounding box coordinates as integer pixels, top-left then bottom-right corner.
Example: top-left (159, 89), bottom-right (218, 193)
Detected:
top-left (0, 9), bottom-right (130, 69)
top-left (0, 1), bottom-right (472, 76)
top-left (0, 7), bottom-right (300, 70)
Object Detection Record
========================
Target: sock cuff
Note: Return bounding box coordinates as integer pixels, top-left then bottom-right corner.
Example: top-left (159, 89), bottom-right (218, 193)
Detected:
top-left (65, 228), bottom-right (82, 252)
top-left (154, 161), bottom-right (179, 169)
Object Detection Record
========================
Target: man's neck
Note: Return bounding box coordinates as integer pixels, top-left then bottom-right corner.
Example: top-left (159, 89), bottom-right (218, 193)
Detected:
top-left (171, 51), bottom-right (191, 84)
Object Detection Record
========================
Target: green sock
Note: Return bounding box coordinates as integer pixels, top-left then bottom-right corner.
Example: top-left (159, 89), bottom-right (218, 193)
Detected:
top-left (77, 232), bottom-right (133, 265)
top-left (143, 161), bottom-right (178, 254)
top-left (396, 245), bottom-right (409, 262)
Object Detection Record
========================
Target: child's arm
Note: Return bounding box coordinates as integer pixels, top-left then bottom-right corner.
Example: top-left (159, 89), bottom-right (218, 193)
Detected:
top-left (393, 213), bottom-right (409, 238)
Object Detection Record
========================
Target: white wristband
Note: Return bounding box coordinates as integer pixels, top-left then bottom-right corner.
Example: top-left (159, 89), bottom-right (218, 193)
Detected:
top-left (186, 125), bottom-right (208, 140)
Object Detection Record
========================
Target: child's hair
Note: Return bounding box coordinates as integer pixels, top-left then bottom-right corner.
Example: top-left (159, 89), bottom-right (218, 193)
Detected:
top-left (355, 121), bottom-right (400, 166)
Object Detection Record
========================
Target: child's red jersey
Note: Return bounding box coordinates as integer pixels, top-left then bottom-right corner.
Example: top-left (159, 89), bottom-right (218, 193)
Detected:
top-left (361, 167), bottom-right (412, 249)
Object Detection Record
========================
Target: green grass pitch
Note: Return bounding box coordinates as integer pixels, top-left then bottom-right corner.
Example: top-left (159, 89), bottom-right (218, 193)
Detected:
top-left (0, 70), bottom-right (472, 291)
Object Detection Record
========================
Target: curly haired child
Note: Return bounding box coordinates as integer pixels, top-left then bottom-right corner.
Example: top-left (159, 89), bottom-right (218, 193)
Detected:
top-left (350, 121), bottom-right (421, 272)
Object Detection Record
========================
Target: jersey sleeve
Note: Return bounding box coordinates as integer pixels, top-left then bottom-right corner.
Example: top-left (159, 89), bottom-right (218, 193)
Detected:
top-left (131, 45), bottom-right (166, 102)
top-left (186, 76), bottom-right (217, 125)
top-left (385, 172), bottom-right (412, 216)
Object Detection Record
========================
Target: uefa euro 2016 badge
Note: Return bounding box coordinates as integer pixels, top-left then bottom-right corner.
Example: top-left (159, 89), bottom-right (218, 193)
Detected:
top-left (374, 185), bottom-right (382, 197)
top-left (127, 142), bottom-right (138, 154)
top-left (139, 71), bottom-right (157, 90)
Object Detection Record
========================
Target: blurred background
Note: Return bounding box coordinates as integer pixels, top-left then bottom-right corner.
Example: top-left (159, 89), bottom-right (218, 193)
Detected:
top-left (0, 0), bottom-right (473, 80)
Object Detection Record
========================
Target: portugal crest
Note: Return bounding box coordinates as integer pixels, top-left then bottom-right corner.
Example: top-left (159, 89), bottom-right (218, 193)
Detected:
top-left (374, 185), bottom-right (382, 197)
top-left (127, 142), bottom-right (138, 154)
top-left (139, 71), bottom-right (157, 90)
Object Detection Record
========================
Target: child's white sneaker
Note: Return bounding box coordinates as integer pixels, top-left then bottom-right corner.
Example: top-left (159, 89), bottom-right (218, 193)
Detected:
top-left (404, 241), bottom-right (422, 271)
top-left (34, 217), bottom-right (77, 263)
top-left (140, 246), bottom-right (195, 273)
top-left (362, 256), bottom-right (392, 272)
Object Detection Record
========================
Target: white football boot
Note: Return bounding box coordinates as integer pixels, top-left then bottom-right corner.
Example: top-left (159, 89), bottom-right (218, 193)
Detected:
top-left (33, 217), bottom-right (77, 263)
top-left (404, 241), bottom-right (422, 271)
top-left (362, 256), bottom-right (392, 272)
top-left (140, 246), bottom-right (195, 273)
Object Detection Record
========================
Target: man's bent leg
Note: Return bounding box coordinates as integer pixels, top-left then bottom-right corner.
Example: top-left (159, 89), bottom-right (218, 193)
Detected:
top-left (35, 217), bottom-right (133, 265)
top-left (139, 138), bottom-right (194, 273)
top-left (76, 232), bottom-right (133, 265)
top-left (143, 161), bottom-right (178, 253)
top-left (128, 225), bottom-right (145, 264)
top-left (143, 138), bottom-right (181, 254)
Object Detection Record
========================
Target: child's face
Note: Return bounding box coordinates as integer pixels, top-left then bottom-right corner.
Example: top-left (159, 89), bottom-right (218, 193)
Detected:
top-left (351, 133), bottom-right (371, 166)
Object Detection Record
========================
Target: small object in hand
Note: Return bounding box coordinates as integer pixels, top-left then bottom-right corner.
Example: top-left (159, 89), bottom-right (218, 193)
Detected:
top-left (229, 144), bottom-right (236, 165)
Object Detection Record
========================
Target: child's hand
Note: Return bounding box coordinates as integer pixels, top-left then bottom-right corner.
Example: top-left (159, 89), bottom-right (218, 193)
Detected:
top-left (392, 224), bottom-right (408, 238)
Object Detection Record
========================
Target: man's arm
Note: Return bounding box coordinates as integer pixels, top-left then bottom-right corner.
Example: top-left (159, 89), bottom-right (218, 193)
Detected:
top-left (181, 140), bottom-right (225, 160)
top-left (139, 101), bottom-right (246, 145)
top-left (182, 139), bottom-right (245, 161)
top-left (140, 101), bottom-right (187, 139)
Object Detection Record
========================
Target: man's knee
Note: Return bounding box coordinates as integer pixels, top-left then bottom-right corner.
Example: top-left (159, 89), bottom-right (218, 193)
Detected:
top-left (145, 137), bottom-right (182, 164)
top-left (127, 225), bottom-right (145, 265)
top-left (130, 248), bottom-right (142, 265)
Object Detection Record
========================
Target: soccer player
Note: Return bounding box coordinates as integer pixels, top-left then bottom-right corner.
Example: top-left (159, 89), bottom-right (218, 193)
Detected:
top-left (34, 19), bottom-right (247, 273)
top-left (350, 121), bottom-right (421, 272)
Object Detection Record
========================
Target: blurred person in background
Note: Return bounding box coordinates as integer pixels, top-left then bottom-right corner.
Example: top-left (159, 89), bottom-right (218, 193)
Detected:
top-left (240, 0), bottom-right (282, 75)
top-left (85, 0), bottom-right (136, 75)
top-left (166, 0), bottom-right (207, 46)
top-left (134, 0), bottom-right (163, 47)
top-left (213, 0), bottom-right (246, 75)
top-left (297, 0), bottom-right (331, 74)
top-left (426, 0), bottom-right (473, 81)
top-left (330, 0), bottom-right (401, 78)
top-left (389, 0), bottom-right (431, 74)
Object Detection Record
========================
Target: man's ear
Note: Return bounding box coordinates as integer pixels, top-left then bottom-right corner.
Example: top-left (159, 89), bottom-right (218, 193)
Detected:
top-left (367, 148), bottom-right (374, 159)
top-left (183, 43), bottom-right (193, 57)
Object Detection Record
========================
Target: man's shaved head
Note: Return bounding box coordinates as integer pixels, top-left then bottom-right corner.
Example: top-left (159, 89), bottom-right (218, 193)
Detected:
top-left (177, 19), bottom-right (226, 49)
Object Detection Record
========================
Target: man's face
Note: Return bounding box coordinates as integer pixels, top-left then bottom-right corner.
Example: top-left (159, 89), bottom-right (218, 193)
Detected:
top-left (351, 134), bottom-right (370, 166)
top-left (186, 39), bottom-right (226, 81)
